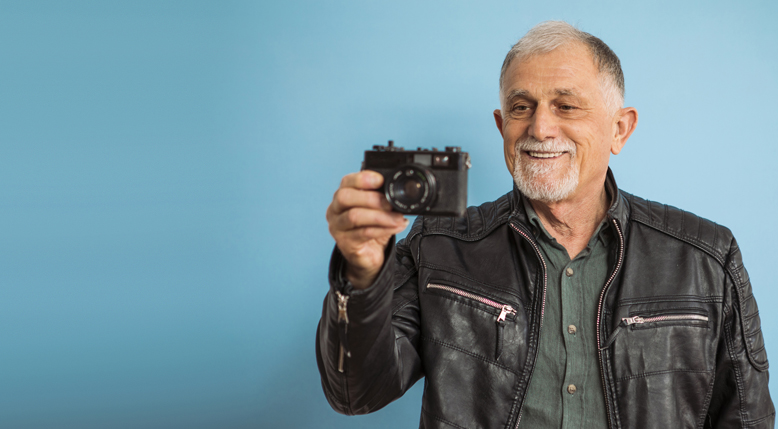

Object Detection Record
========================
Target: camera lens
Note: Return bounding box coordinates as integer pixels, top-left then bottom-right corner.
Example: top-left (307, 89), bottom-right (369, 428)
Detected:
top-left (385, 165), bottom-right (436, 213)
top-left (401, 180), bottom-right (422, 201)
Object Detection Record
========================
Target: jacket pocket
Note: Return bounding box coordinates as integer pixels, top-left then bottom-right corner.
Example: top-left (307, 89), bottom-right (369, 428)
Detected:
top-left (426, 281), bottom-right (517, 360)
top-left (607, 306), bottom-right (717, 429)
top-left (623, 308), bottom-right (709, 330)
top-left (602, 308), bottom-right (710, 350)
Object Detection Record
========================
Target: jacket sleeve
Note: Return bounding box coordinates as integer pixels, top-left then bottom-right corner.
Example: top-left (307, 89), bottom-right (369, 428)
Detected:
top-left (315, 228), bottom-right (424, 415)
top-left (706, 237), bottom-right (775, 428)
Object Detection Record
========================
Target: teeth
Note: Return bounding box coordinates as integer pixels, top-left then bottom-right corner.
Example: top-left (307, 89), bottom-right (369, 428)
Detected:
top-left (528, 151), bottom-right (564, 158)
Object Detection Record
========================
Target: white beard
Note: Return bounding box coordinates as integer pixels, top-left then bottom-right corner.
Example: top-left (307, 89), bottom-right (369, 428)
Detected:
top-left (512, 136), bottom-right (579, 203)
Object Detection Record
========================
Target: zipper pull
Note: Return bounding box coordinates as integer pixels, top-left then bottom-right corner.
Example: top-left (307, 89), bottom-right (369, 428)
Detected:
top-left (622, 316), bottom-right (644, 325)
top-left (600, 316), bottom-right (655, 350)
top-left (337, 291), bottom-right (350, 325)
top-left (494, 305), bottom-right (516, 360)
top-left (335, 291), bottom-right (351, 373)
top-left (497, 305), bottom-right (516, 323)
top-left (495, 305), bottom-right (515, 360)
top-left (600, 318), bottom-right (628, 351)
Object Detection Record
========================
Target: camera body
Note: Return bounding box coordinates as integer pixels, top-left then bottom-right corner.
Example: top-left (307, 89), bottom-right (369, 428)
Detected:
top-left (362, 141), bottom-right (470, 216)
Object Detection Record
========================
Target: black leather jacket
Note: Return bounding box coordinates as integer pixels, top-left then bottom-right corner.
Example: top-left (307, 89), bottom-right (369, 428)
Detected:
top-left (316, 173), bottom-right (775, 428)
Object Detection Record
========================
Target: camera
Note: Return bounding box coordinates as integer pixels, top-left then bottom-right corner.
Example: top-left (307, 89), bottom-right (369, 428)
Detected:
top-left (362, 141), bottom-right (470, 216)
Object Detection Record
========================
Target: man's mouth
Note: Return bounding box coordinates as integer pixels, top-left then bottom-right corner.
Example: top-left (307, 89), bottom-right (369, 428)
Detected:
top-left (526, 151), bottom-right (565, 159)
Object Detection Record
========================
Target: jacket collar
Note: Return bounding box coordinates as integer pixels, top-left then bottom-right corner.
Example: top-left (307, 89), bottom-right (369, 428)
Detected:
top-left (604, 168), bottom-right (630, 228)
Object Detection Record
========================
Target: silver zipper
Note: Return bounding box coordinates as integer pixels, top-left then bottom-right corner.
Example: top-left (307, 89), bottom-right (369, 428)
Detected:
top-left (601, 312), bottom-right (710, 350)
top-left (336, 291), bottom-right (350, 373)
top-left (622, 314), bottom-right (708, 325)
top-left (596, 218), bottom-right (624, 429)
top-left (497, 305), bottom-right (514, 323)
top-left (510, 223), bottom-right (548, 429)
top-left (427, 283), bottom-right (516, 320)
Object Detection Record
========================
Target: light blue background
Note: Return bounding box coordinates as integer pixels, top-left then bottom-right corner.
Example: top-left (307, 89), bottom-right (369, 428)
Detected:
top-left (1, 1), bottom-right (776, 428)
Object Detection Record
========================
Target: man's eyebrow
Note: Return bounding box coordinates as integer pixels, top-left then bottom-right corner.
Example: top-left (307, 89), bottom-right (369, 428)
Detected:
top-left (505, 89), bottom-right (530, 100)
top-left (554, 88), bottom-right (580, 97)
top-left (505, 89), bottom-right (581, 100)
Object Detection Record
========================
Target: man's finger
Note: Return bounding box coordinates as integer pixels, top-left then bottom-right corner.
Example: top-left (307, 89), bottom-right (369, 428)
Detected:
top-left (334, 223), bottom-right (410, 245)
top-left (330, 187), bottom-right (392, 215)
top-left (333, 207), bottom-right (406, 232)
top-left (340, 170), bottom-right (384, 190)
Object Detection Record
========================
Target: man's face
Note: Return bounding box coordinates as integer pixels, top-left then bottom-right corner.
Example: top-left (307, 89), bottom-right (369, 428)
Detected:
top-left (494, 42), bottom-right (623, 203)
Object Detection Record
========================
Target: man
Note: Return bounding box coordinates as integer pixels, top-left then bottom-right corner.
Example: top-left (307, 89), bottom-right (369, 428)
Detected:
top-left (317, 21), bottom-right (774, 428)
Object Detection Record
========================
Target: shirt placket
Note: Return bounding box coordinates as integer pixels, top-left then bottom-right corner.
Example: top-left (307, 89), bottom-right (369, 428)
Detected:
top-left (560, 252), bottom-right (589, 429)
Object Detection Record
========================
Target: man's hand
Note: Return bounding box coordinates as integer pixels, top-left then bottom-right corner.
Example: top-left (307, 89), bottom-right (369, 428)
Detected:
top-left (326, 171), bottom-right (409, 289)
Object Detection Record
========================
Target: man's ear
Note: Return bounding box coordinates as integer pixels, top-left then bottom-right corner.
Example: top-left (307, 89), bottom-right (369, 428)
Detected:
top-left (493, 109), bottom-right (505, 137)
top-left (611, 107), bottom-right (638, 155)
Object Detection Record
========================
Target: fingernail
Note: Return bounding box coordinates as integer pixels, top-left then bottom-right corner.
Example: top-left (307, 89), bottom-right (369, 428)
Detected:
top-left (367, 173), bottom-right (381, 186)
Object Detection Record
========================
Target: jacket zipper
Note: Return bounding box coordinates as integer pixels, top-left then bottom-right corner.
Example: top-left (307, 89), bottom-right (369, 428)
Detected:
top-left (601, 312), bottom-right (709, 350)
top-left (510, 223), bottom-right (548, 429)
top-left (622, 314), bottom-right (709, 325)
top-left (426, 283), bottom-right (516, 359)
top-left (596, 218), bottom-right (624, 429)
top-left (336, 290), bottom-right (351, 373)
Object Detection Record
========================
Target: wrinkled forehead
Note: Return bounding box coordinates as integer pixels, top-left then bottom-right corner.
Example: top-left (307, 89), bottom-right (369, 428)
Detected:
top-left (501, 44), bottom-right (604, 103)
top-left (502, 41), bottom-right (596, 80)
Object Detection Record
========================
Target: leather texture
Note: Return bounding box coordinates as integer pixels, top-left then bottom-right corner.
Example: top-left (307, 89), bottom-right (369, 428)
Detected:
top-left (316, 172), bottom-right (775, 428)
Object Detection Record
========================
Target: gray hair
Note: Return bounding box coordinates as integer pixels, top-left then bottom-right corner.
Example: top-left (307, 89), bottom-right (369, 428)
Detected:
top-left (499, 21), bottom-right (625, 113)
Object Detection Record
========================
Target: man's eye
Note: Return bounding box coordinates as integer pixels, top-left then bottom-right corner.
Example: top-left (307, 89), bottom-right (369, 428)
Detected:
top-left (559, 104), bottom-right (577, 111)
top-left (512, 105), bottom-right (529, 111)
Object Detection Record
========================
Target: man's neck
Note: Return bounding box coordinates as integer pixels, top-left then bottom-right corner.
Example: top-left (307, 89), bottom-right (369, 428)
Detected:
top-left (529, 183), bottom-right (609, 259)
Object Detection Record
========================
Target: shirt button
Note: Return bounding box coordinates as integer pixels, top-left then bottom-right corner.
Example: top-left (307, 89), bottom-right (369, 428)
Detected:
top-left (567, 384), bottom-right (577, 395)
top-left (565, 267), bottom-right (574, 277)
top-left (567, 325), bottom-right (577, 335)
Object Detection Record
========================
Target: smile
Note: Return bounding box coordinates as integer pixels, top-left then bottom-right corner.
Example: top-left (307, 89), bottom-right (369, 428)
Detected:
top-left (526, 151), bottom-right (565, 159)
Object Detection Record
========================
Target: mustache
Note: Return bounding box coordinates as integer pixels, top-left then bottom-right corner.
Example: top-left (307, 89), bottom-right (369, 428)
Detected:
top-left (515, 136), bottom-right (576, 153)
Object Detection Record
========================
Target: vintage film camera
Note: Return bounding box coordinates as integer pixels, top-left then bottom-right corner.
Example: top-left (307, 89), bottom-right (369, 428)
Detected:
top-left (362, 141), bottom-right (471, 216)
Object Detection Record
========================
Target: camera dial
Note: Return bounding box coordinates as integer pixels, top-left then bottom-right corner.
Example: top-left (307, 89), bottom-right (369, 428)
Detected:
top-left (385, 165), bottom-right (437, 212)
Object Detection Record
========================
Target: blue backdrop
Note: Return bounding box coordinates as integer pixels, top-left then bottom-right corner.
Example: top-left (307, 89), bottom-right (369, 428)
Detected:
top-left (1, 1), bottom-right (776, 428)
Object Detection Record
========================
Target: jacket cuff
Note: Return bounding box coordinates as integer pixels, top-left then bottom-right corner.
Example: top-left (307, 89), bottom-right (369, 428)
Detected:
top-left (328, 237), bottom-right (397, 302)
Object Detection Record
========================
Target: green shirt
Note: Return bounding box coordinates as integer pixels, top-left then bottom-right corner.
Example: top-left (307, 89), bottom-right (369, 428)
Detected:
top-left (518, 198), bottom-right (612, 428)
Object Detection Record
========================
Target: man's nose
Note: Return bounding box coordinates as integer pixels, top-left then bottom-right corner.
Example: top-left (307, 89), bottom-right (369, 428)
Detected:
top-left (528, 105), bottom-right (558, 141)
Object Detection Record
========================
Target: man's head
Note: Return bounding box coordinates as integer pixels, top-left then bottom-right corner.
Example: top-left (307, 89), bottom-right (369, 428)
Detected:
top-left (499, 22), bottom-right (625, 115)
top-left (494, 21), bottom-right (637, 204)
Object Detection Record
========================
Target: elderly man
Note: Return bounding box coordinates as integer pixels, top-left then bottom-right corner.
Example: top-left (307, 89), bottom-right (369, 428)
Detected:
top-left (317, 21), bottom-right (774, 428)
